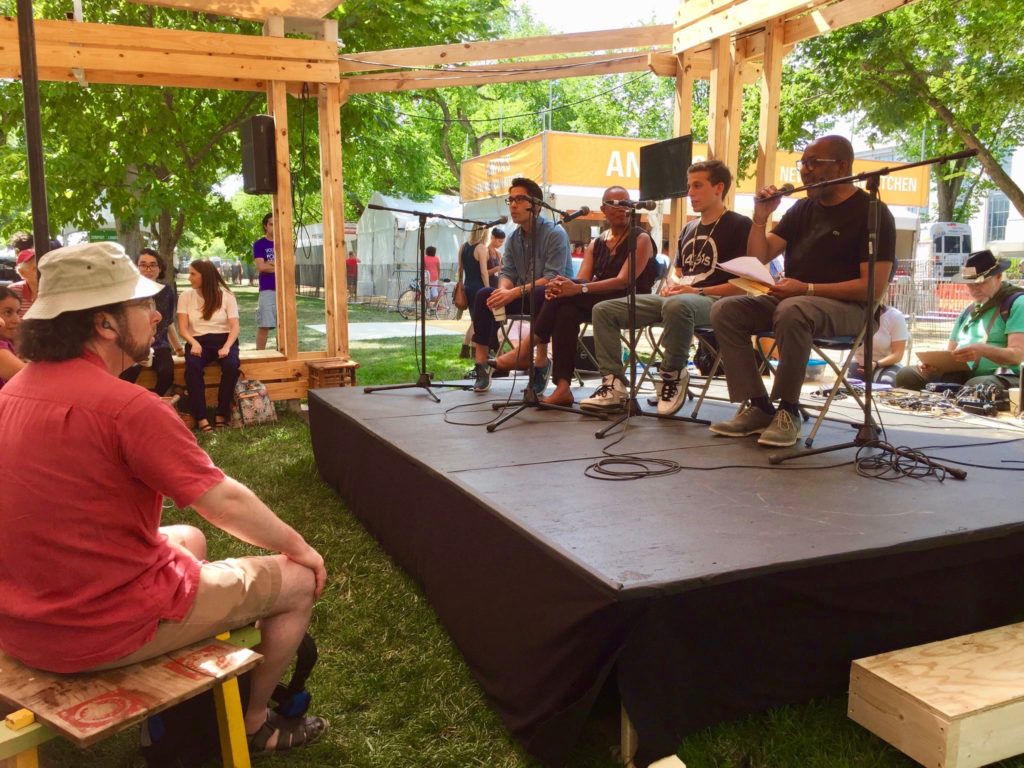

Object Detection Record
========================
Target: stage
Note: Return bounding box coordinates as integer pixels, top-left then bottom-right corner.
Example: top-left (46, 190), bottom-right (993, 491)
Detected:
top-left (309, 379), bottom-right (1024, 767)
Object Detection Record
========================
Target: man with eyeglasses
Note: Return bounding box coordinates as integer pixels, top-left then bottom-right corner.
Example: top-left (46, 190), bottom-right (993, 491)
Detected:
top-left (468, 177), bottom-right (572, 393)
top-left (0, 242), bottom-right (330, 753)
top-left (709, 134), bottom-right (896, 447)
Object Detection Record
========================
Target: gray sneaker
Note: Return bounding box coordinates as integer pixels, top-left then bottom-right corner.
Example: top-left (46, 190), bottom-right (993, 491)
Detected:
top-left (656, 369), bottom-right (689, 416)
top-left (757, 408), bottom-right (802, 447)
top-left (709, 403), bottom-right (774, 437)
top-left (580, 374), bottom-right (627, 411)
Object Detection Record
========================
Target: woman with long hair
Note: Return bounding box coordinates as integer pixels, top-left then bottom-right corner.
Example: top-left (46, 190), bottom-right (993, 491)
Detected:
top-left (0, 286), bottom-right (25, 388)
top-left (459, 226), bottom-right (505, 358)
top-left (177, 260), bottom-right (240, 433)
top-left (120, 249), bottom-right (185, 395)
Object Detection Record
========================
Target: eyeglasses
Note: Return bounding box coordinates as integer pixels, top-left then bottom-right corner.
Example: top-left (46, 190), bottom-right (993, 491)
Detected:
top-left (505, 195), bottom-right (531, 205)
top-left (796, 158), bottom-right (839, 171)
top-left (137, 262), bottom-right (160, 270)
top-left (125, 298), bottom-right (157, 311)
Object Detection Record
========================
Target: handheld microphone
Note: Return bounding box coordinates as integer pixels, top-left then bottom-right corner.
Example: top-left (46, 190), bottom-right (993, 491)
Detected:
top-left (482, 215), bottom-right (508, 228)
top-left (560, 206), bottom-right (590, 224)
top-left (604, 199), bottom-right (659, 210)
top-left (758, 183), bottom-right (796, 202)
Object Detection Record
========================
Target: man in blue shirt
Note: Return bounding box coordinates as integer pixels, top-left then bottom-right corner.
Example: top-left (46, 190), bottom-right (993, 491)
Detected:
top-left (468, 177), bottom-right (572, 392)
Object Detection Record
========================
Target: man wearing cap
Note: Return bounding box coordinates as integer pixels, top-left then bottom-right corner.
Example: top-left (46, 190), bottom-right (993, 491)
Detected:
top-left (0, 243), bottom-right (328, 753)
top-left (895, 249), bottom-right (1024, 392)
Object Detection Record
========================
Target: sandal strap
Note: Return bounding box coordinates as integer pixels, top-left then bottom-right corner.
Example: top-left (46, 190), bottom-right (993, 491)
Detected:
top-left (246, 718), bottom-right (277, 752)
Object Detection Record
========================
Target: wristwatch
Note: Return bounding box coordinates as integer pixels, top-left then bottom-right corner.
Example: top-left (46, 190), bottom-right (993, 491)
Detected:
top-left (581, 283), bottom-right (589, 294)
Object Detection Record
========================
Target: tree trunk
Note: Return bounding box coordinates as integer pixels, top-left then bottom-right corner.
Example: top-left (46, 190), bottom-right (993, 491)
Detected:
top-left (116, 216), bottom-right (144, 255)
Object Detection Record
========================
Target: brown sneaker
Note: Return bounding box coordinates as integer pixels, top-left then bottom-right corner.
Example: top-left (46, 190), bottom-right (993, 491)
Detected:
top-left (708, 403), bottom-right (774, 437)
top-left (757, 408), bottom-right (802, 447)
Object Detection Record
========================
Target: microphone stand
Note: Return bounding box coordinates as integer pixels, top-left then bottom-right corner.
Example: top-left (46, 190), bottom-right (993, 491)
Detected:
top-left (595, 203), bottom-right (710, 439)
top-left (364, 204), bottom-right (479, 402)
top-left (766, 151), bottom-right (969, 479)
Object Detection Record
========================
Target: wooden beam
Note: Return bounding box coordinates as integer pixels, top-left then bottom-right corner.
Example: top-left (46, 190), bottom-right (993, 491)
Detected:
top-left (648, 51), bottom-right (677, 77)
top-left (755, 16), bottom-right (784, 192)
top-left (784, 0), bottom-right (921, 45)
top-left (24, 42), bottom-right (337, 83)
top-left (674, 0), bottom-right (832, 54)
top-left (0, 18), bottom-right (336, 61)
top-left (338, 24), bottom-right (674, 74)
top-left (345, 52), bottom-right (659, 94)
top-left (669, 50), bottom-right (697, 252)
top-left (674, 0), bottom-right (746, 28)
top-left (267, 80), bottom-right (299, 359)
top-left (0, 65), bottom-right (269, 91)
top-left (708, 36), bottom-right (739, 207)
top-left (318, 82), bottom-right (348, 358)
top-left (123, 0), bottom-right (341, 24)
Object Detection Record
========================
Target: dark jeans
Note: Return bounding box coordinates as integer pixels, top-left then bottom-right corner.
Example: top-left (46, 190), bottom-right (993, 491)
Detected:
top-left (184, 333), bottom-right (240, 423)
top-left (893, 366), bottom-right (1016, 392)
top-left (470, 286), bottom-right (547, 347)
top-left (533, 289), bottom-right (628, 385)
top-left (119, 347), bottom-right (175, 396)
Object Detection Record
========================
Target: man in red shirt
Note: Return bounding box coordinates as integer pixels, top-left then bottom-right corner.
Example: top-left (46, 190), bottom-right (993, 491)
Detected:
top-left (0, 243), bottom-right (327, 753)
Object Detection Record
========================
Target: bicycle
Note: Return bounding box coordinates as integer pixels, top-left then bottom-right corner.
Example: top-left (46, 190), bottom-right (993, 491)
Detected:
top-left (396, 278), bottom-right (458, 320)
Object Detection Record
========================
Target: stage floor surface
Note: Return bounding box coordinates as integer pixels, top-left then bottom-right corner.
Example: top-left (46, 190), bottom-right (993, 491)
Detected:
top-left (309, 378), bottom-right (1024, 766)
top-left (316, 379), bottom-right (1024, 593)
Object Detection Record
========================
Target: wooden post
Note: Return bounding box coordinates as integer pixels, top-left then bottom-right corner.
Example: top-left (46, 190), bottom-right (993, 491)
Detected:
top-left (266, 79), bottom-right (299, 359)
top-left (668, 50), bottom-right (696, 251)
top-left (708, 35), bottom-right (738, 209)
top-left (756, 17), bottom-right (785, 192)
top-left (318, 81), bottom-right (349, 358)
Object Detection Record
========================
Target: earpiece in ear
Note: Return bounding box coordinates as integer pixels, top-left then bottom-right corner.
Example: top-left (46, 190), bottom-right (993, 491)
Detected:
top-left (102, 321), bottom-right (113, 330)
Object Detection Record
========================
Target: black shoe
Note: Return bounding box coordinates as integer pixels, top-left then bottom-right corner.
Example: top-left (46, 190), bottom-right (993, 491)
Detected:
top-left (459, 344), bottom-right (471, 359)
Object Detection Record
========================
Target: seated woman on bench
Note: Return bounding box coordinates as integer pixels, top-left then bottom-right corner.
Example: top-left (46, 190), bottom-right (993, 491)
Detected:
top-left (493, 186), bottom-right (656, 406)
top-left (178, 259), bottom-right (241, 433)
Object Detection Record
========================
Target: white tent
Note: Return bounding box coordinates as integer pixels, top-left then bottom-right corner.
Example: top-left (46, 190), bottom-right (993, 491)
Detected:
top-left (355, 192), bottom-right (465, 302)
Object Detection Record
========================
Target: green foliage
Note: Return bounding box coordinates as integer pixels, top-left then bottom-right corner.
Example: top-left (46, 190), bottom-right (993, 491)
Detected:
top-left (791, 0), bottom-right (1024, 221)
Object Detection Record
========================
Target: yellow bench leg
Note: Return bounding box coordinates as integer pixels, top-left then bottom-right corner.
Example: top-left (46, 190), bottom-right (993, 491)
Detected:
top-left (212, 678), bottom-right (251, 768)
top-left (0, 748), bottom-right (39, 768)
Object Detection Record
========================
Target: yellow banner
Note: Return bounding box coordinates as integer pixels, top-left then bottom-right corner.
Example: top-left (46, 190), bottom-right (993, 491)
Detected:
top-left (460, 135), bottom-right (544, 202)
top-left (461, 133), bottom-right (929, 208)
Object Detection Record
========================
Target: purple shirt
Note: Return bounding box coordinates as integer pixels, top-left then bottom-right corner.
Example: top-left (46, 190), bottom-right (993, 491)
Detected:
top-left (0, 340), bottom-right (13, 390)
top-left (252, 237), bottom-right (276, 292)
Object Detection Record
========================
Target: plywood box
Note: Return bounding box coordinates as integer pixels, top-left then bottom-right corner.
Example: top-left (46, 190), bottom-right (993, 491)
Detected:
top-left (849, 622), bottom-right (1024, 768)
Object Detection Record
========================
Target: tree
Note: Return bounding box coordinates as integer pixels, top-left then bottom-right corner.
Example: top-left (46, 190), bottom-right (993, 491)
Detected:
top-left (793, 0), bottom-right (1024, 222)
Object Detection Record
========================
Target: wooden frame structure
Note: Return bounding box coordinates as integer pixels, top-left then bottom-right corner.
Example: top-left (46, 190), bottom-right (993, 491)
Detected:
top-left (3, 0), bottom-right (919, 400)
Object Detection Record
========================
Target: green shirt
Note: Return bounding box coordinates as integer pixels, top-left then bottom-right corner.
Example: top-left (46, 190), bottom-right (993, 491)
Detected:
top-left (950, 296), bottom-right (1024, 376)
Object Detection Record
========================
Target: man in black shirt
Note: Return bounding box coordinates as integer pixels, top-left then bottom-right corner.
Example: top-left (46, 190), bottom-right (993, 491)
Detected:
top-left (582, 160), bottom-right (751, 415)
top-left (709, 135), bottom-right (896, 447)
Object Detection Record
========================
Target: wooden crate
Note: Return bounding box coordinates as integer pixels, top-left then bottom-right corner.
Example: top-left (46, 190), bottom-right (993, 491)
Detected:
top-left (308, 358), bottom-right (359, 389)
top-left (849, 622), bottom-right (1024, 768)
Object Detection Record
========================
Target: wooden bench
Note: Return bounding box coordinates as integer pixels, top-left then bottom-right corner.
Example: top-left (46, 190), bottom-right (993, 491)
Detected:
top-left (849, 622), bottom-right (1024, 768)
top-left (137, 350), bottom-right (359, 404)
top-left (0, 627), bottom-right (261, 768)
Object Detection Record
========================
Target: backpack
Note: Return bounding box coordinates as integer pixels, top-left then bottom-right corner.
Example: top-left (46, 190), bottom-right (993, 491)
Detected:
top-left (140, 633), bottom-right (318, 767)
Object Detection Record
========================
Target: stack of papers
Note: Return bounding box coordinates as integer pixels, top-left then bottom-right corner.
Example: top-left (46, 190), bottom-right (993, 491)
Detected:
top-left (719, 257), bottom-right (775, 295)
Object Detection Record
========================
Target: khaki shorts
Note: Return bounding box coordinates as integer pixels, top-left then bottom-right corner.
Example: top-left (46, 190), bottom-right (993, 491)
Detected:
top-left (89, 556), bottom-right (281, 671)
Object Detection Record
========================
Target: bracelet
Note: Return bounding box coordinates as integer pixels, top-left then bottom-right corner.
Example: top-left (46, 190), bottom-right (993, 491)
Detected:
top-left (807, 283), bottom-right (815, 296)
top-left (753, 218), bottom-right (769, 226)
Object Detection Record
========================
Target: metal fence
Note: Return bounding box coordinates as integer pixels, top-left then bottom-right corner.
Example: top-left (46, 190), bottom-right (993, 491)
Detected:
top-left (886, 277), bottom-right (975, 356)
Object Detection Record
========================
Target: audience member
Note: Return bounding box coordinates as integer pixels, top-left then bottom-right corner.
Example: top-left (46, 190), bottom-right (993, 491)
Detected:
top-left (0, 242), bottom-right (328, 754)
top-left (177, 260), bottom-right (240, 433)
top-left (0, 286), bottom-right (25, 388)
top-left (423, 246), bottom-right (441, 301)
top-left (459, 227), bottom-right (506, 358)
top-left (848, 302), bottom-right (908, 385)
top-left (10, 249), bottom-right (37, 318)
top-left (120, 249), bottom-right (184, 396)
top-left (894, 250), bottom-right (1023, 392)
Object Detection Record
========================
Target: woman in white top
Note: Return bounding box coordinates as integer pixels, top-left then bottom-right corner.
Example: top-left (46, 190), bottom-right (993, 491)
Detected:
top-left (849, 304), bottom-right (909, 386)
top-left (177, 260), bottom-right (240, 432)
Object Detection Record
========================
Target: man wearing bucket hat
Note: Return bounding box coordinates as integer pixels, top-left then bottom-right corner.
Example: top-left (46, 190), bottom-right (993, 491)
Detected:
top-left (0, 242), bottom-right (329, 753)
top-left (894, 249), bottom-right (1024, 392)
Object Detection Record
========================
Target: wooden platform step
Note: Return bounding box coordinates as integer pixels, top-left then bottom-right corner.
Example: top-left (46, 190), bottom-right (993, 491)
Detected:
top-left (849, 622), bottom-right (1024, 768)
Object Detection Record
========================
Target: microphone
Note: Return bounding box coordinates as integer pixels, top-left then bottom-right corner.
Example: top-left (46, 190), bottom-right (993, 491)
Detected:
top-left (481, 215), bottom-right (508, 228)
top-left (560, 206), bottom-right (590, 224)
top-left (604, 199), bottom-right (659, 210)
top-left (758, 183), bottom-right (796, 202)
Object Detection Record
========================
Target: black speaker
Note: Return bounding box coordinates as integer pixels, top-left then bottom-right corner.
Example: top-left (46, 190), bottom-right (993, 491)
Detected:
top-left (240, 115), bottom-right (277, 195)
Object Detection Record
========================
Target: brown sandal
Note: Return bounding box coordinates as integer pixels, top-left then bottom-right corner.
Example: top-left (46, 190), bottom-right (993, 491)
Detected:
top-left (247, 712), bottom-right (329, 753)
top-left (214, 417), bottom-right (230, 429)
top-left (196, 420), bottom-right (214, 434)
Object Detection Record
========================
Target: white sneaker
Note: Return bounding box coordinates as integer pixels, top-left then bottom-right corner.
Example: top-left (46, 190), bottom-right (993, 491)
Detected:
top-left (656, 369), bottom-right (689, 416)
top-left (580, 374), bottom-right (627, 411)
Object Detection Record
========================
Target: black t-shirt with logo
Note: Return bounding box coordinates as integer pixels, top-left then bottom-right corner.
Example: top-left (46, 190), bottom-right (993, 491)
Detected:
top-left (674, 210), bottom-right (752, 288)
top-left (773, 189), bottom-right (895, 284)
